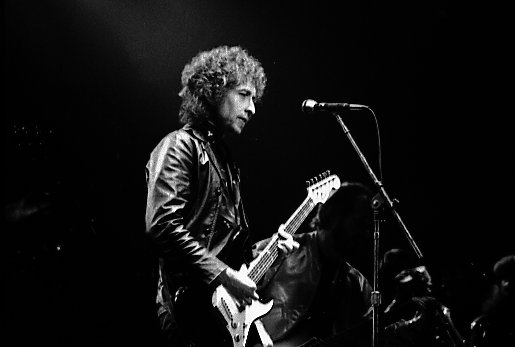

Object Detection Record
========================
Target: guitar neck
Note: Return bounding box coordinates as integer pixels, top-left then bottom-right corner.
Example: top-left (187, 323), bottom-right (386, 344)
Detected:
top-left (247, 196), bottom-right (316, 283)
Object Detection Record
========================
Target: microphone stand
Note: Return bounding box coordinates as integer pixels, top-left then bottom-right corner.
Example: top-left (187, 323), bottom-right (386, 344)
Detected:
top-left (331, 112), bottom-right (424, 347)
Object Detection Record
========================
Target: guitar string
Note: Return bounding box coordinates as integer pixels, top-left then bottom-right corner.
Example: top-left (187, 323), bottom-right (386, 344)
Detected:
top-left (250, 199), bottom-right (315, 280)
top-left (248, 199), bottom-right (313, 279)
top-left (249, 198), bottom-right (316, 282)
top-left (249, 195), bottom-right (319, 281)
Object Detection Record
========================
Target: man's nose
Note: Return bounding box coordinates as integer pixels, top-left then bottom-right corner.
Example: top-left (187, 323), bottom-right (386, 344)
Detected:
top-left (246, 98), bottom-right (255, 116)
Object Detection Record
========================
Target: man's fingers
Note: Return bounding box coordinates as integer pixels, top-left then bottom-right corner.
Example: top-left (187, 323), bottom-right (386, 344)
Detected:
top-left (277, 231), bottom-right (299, 254)
top-left (240, 296), bottom-right (253, 307)
top-left (277, 228), bottom-right (288, 238)
top-left (246, 289), bottom-right (259, 300)
top-left (237, 290), bottom-right (258, 307)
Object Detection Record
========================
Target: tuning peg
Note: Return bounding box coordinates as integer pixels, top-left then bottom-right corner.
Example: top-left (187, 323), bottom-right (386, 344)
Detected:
top-left (305, 180), bottom-right (310, 187)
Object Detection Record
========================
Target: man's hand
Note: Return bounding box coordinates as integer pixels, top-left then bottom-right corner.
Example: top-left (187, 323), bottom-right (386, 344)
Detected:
top-left (218, 265), bottom-right (258, 306)
top-left (277, 224), bottom-right (300, 257)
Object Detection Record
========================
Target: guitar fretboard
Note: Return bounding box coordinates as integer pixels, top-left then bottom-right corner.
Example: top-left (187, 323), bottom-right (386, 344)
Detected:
top-left (247, 196), bottom-right (316, 283)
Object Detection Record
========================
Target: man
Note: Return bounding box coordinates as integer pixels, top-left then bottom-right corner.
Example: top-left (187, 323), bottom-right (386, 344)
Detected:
top-left (253, 182), bottom-right (375, 347)
top-left (382, 251), bottom-right (465, 347)
top-left (381, 248), bottom-right (421, 313)
top-left (145, 46), bottom-right (297, 346)
top-left (469, 254), bottom-right (515, 347)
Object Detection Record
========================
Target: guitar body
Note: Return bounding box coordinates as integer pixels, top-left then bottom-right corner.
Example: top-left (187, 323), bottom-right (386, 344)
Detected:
top-left (173, 279), bottom-right (273, 347)
top-left (212, 266), bottom-right (274, 347)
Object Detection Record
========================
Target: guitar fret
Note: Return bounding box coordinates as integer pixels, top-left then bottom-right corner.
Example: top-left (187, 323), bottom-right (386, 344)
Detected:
top-left (249, 197), bottom-right (316, 283)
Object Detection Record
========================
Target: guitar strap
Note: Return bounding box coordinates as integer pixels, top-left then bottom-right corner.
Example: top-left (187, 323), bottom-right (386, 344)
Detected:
top-left (255, 319), bottom-right (274, 347)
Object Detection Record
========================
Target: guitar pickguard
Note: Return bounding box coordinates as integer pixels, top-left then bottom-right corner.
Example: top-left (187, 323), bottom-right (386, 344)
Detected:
top-left (212, 280), bottom-right (274, 347)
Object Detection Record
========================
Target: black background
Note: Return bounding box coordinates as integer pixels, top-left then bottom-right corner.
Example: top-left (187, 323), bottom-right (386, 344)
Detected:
top-left (3, 0), bottom-right (513, 346)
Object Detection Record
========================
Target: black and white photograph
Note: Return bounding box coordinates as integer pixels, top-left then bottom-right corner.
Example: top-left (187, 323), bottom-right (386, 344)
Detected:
top-left (3, 1), bottom-right (513, 346)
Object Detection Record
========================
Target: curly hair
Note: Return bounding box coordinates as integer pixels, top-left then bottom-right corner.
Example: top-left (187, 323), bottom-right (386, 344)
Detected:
top-left (178, 45), bottom-right (267, 125)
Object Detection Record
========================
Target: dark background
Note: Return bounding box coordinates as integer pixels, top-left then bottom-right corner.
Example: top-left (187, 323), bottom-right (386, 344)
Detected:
top-left (2, 0), bottom-right (513, 346)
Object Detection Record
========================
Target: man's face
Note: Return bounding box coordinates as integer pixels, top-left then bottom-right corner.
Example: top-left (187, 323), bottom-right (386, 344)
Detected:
top-left (217, 81), bottom-right (256, 135)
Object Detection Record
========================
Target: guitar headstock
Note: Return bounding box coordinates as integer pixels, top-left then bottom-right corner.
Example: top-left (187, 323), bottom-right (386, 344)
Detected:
top-left (306, 171), bottom-right (341, 205)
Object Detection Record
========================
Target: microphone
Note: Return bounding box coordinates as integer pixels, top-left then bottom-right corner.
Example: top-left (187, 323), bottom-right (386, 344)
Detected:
top-left (301, 99), bottom-right (368, 114)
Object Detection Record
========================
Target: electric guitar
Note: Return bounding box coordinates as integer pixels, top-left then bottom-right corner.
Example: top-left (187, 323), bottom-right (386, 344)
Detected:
top-left (211, 171), bottom-right (341, 347)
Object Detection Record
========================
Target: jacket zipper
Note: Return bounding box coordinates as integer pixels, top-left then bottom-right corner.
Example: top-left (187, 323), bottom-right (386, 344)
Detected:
top-left (206, 188), bottom-right (221, 250)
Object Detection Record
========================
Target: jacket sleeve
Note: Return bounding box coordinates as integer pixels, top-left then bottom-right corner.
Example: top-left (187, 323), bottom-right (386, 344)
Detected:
top-left (145, 132), bottom-right (228, 285)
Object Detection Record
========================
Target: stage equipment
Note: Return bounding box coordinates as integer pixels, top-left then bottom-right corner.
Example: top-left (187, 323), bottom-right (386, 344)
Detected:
top-left (302, 99), bottom-right (424, 347)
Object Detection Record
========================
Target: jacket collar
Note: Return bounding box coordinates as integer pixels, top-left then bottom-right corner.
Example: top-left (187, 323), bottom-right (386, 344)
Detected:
top-left (184, 121), bottom-right (223, 144)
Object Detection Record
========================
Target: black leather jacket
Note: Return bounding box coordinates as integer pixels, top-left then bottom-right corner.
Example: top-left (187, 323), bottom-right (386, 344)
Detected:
top-left (145, 123), bottom-right (250, 319)
top-left (469, 308), bottom-right (515, 347)
top-left (383, 296), bottom-right (465, 347)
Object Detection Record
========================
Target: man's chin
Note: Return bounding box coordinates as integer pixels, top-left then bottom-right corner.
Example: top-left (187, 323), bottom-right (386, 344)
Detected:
top-left (231, 125), bottom-right (244, 135)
